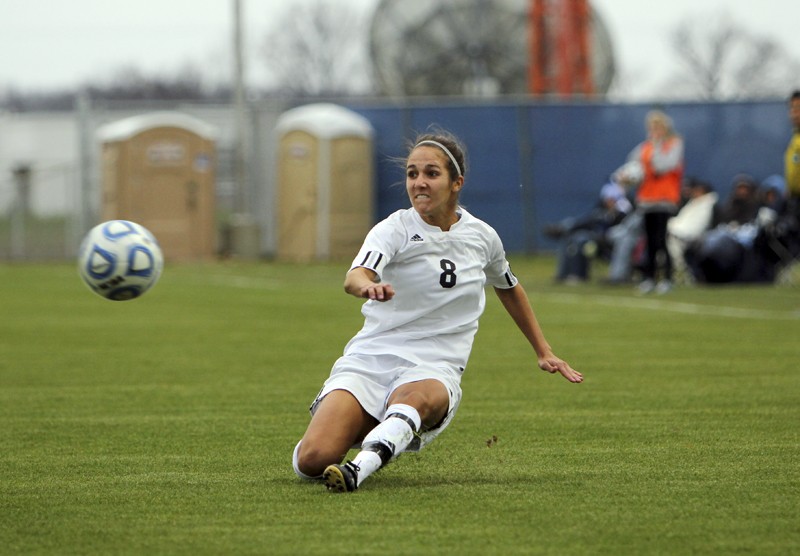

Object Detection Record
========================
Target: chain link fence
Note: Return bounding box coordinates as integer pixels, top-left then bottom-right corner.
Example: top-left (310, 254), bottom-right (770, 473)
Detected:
top-left (0, 98), bottom-right (289, 261)
top-left (1, 96), bottom-right (791, 260)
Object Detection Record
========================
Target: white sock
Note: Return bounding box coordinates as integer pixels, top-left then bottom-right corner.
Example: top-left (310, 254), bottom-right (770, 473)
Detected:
top-left (383, 403), bottom-right (422, 431)
top-left (353, 404), bottom-right (421, 485)
top-left (292, 441), bottom-right (322, 481)
top-left (350, 451), bottom-right (382, 487)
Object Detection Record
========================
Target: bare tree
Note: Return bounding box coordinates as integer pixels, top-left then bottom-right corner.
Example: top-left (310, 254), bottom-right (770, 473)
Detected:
top-left (667, 13), bottom-right (800, 100)
top-left (259, 0), bottom-right (374, 97)
top-left (91, 63), bottom-right (210, 100)
top-left (0, 61), bottom-right (232, 111)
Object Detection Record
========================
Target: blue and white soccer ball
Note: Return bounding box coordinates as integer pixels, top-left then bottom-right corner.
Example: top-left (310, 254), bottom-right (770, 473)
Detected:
top-left (77, 220), bottom-right (164, 301)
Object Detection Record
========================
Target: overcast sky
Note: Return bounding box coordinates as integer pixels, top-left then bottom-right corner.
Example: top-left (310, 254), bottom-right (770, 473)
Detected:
top-left (1, 0), bottom-right (798, 100)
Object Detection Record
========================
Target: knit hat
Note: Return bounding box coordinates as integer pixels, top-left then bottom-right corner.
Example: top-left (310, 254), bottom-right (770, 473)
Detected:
top-left (761, 174), bottom-right (786, 192)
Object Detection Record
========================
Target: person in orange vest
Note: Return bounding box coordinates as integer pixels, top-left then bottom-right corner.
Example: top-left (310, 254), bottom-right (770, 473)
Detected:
top-left (623, 110), bottom-right (684, 294)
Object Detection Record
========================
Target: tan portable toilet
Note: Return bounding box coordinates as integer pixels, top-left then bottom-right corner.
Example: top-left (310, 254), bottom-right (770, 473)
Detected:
top-left (275, 104), bottom-right (374, 262)
top-left (97, 112), bottom-right (217, 261)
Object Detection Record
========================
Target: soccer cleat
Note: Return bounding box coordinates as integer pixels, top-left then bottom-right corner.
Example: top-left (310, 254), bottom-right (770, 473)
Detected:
top-left (323, 461), bottom-right (360, 493)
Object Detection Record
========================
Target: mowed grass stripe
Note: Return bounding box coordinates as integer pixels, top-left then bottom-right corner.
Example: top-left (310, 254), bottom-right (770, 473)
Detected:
top-left (547, 291), bottom-right (800, 320)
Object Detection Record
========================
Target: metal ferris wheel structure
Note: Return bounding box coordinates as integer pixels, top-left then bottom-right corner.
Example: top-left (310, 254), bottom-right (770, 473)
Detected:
top-left (368, 0), bottom-right (616, 98)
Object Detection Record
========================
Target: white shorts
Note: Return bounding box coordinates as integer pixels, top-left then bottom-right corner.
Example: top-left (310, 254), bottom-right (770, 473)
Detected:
top-left (310, 353), bottom-right (463, 451)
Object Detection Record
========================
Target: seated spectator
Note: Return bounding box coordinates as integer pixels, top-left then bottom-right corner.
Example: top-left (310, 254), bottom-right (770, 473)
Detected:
top-left (754, 175), bottom-right (800, 281)
top-left (545, 181), bottom-right (632, 283)
top-left (603, 210), bottom-right (643, 285)
top-left (712, 174), bottom-right (761, 227)
top-left (754, 209), bottom-right (800, 282)
top-left (686, 173), bottom-right (794, 284)
top-left (667, 179), bottom-right (718, 283)
top-left (760, 174), bottom-right (787, 215)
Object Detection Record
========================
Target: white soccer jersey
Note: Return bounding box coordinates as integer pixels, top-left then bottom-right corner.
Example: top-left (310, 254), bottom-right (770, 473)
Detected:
top-left (344, 207), bottom-right (518, 370)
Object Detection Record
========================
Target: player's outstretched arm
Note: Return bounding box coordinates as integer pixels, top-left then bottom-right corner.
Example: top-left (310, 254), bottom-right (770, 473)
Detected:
top-left (344, 267), bottom-right (395, 302)
top-left (493, 284), bottom-right (583, 383)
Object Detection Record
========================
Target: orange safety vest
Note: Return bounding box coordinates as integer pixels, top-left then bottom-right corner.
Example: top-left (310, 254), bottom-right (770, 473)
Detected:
top-left (637, 138), bottom-right (683, 206)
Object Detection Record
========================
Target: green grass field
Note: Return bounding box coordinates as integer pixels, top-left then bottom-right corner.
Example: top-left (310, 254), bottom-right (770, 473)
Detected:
top-left (1, 258), bottom-right (798, 555)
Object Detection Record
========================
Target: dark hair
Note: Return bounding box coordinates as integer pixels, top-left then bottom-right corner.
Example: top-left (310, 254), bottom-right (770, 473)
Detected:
top-left (407, 128), bottom-right (468, 181)
top-left (731, 173), bottom-right (757, 189)
top-left (687, 177), bottom-right (713, 194)
top-left (790, 90), bottom-right (800, 102)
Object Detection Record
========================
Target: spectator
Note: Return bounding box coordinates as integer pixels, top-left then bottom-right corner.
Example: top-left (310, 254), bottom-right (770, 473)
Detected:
top-left (666, 178), bottom-right (718, 283)
top-left (712, 174), bottom-right (761, 227)
top-left (603, 209), bottom-right (643, 285)
top-left (760, 174), bottom-right (787, 215)
top-left (686, 174), bottom-right (778, 284)
top-left (621, 110), bottom-right (684, 295)
top-left (544, 180), bottom-right (632, 284)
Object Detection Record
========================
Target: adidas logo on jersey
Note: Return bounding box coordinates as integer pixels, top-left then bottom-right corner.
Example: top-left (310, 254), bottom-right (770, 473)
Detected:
top-left (410, 234), bottom-right (424, 242)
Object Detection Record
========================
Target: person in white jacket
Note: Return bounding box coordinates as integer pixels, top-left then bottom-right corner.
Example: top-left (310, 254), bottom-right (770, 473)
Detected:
top-left (667, 179), bottom-right (718, 284)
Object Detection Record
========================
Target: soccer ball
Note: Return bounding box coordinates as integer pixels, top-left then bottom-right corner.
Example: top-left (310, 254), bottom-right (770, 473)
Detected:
top-left (77, 220), bottom-right (164, 301)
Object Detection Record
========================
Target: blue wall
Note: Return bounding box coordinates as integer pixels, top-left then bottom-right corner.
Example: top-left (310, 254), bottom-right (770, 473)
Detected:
top-left (345, 99), bottom-right (791, 253)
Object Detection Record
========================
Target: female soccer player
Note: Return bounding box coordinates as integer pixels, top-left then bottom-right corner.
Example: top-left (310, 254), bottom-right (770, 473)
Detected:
top-left (292, 129), bottom-right (583, 492)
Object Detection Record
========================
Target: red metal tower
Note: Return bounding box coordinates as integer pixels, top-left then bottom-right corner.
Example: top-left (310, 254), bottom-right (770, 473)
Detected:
top-left (528, 0), bottom-right (594, 96)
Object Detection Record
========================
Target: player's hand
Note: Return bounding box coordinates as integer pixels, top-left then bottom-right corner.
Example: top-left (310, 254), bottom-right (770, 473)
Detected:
top-left (538, 355), bottom-right (583, 383)
top-left (361, 283), bottom-right (395, 302)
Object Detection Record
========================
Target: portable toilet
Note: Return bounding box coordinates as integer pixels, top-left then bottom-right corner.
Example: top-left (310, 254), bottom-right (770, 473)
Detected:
top-left (97, 112), bottom-right (217, 261)
top-left (275, 103), bottom-right (374, 262)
